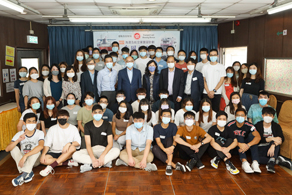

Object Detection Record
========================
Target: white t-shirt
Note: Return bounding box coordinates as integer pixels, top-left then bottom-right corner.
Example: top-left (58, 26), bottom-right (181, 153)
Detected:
top-left (224, 105), bottom-right (246, 122)
top-left (135, 57), bottom-right (151, 77)
top-left (155, 109), bottom-right (175, 123)
top-left (202, 63), bottom-right (226, 95)
top-left (175, 109), bottom-right (197, 126)
top-left (20, 109), bottom-right (40, 130)
top-left (12, 129), bottom-right (44, 154)
top-left (195, 111), bottom-right (217, 132)
top-left (145, 111), bottom-right (158, 126)
top-left (196, 61), bottom-right (210, 73)
top-left (44, 124), bottom-right (81, 153)
top-left (131, 100), bottom-right (140, 113)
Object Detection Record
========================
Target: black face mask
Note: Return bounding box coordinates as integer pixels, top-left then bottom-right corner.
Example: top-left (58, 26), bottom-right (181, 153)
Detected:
top-left (58, 118), bottom-right (67, 126)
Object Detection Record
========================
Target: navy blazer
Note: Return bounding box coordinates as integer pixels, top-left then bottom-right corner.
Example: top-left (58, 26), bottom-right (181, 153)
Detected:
top-left (183, 70), bottom-right (204, 111)
top-left (80, 70), bottom-right (99, 103)
top-left (117, 68), bottom-right (142, 102)
top-left (143, 73), bottom-right (160, 101)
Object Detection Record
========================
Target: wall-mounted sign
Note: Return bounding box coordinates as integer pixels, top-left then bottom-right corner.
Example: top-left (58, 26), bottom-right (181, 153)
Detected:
top-left (27, 35), bottom-right (38, 44)
top-left (5, 46), bottom-right (15, 67)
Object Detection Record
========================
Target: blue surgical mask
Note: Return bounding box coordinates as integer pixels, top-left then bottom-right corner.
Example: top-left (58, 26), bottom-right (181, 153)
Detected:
top-left (226, 73), bottom-right (234, 78)
top-left (32, 102), bottom-right (40, 110)
top-left (162, 117), bottom-right (171, 124)
top-left (85, 99), bottom-right (94, 106)
top-left (148, 66), bottom-right (156, 72)
top-left (178, 56), bottom-right (185, 61)
top-left (112, 57), bottom-right (117, 62)
top-left (122, 54), bottom-right (129, 59)
top-left (160, 94), bottom-right (168, 99)
top-left (156, 52), bottom-right (162, 58)
top-left (259, 98), bottom-right (268, 106)
top-left (106, 62), bottom-right (113, 69)
top-left (93, 114), bottom-right (103, 121)
top-left (126, 62), bottom-right (134, 69)
top-left (134, 122), bottom-right (143, 129)
top-left (93, 54), bottom-right (100, 59)
top-left (46, 104), bottom-right (55, 110)
top-left (210, 56), bottom-right (217, 62)
top-left (140, 52), bottom-right (147, 57)
top-left (85, 54), bottom-right (89, 59)
top-left (19, 72), bottom-right (27, 77)
top-left (202, 106), bottom-right (210, 112)
top-left (132, 55), bottom-right (138, 60)
top-left (190, 56), bottom-right (196, 60)
top-left (185, 106), bottom-right (193, 111)
top-left (67, 99), bottom-right (75, 105)
top-left (77, 56), bottom-right (84, 61)
top-left (112, 47), bottom-right (119, 52)
top-left (236, 116), bottom-right (245, 123)
top-left (249, 69), bottom-right (257, 75)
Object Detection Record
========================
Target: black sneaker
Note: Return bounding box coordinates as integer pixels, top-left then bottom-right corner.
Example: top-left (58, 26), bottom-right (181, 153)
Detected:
top-left (196, 160), bottom-right (205, 169)
top-left (175, 162), bottom-right (186, 173)
top-left (165, 165), bottom-right (173, 176)
top-left (266, 160), bottom-right (275, 173)
top-left (186, 158), bottom-right (197, 172)
top-left (225, 160), bottom-right (239, 175)
top-left (278, 156), bottom-right (291, 169)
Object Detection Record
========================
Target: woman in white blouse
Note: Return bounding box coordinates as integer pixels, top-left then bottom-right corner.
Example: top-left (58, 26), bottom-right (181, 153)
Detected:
top-left (225, 92), bottom-right (246, 122)
top-left (138, 98), bottom-right (157, 126)
top-left (195, 98), bottom-right (216, 132)
top-left (174, 97), bottom-right (196, 127)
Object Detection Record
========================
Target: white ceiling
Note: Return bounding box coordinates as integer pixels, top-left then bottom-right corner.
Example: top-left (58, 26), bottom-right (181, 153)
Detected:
top-left (0, 0), bottom-right (285, 24)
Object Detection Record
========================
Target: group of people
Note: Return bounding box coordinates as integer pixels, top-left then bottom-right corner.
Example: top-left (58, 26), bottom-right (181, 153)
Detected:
top-left (7, 42), bottom-right (291, 187)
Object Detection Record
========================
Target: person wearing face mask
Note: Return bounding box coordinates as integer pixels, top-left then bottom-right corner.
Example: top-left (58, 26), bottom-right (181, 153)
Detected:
top-left (160, 56), bottom-right (185, 112)
top-left (136, 46), bottom-right (151, 76)
top-left (226, 108), bottom-right (261, 174)
top-left (40, 96), bottom-right (58, 136)
top-left (240, 63), bottom-right (265, 112)
top-left (165, 46), bottom-right (175, 59)
top-left (117, 56), bottom-right (142, 103)
top-left (195, 98), bottom-right (217, 132)
top-left (139, 99), bottom-right (157, 126)
top-left (98, 96), bottom-right (113, 123)
top-left (110, 52), bottom-right (123, 75)
top-left (196, 48), bottom-right (210, 73)
top-left (202, 49), bottom-right (226, 113)
top-left (61, 93), bottom-right (81, 127)
top-left (130, 49), bottom-right (139, 61)
top-left (112, 101), bottom-right (133, 150)
top-left (247, 90), bottom-right (278, 125)
top-left (6, 113), bottom-right (44, 187)
top-left (73, 50), bottom-right (86, 82)
top-left (175, 111), bottom-right (212, 171)
top-left (116, 112), bottom-right (157, 171)
top-left (147, 45), bottom-right (156, 59)
top-left (156, 98), bottom-right (175, 123)
top-left (109, 90), bottom-right (133, 115)
top-left (143, 60), bottom-right (160, 105)
top-left (38, 64), bottom-right (50, 82)
top-left (131, 88), bottom-right (147, 113)
top-left (183, 58), bottom-right (204, 112)
top-left (73, 105), bottom-right (120, 173)
top-left (62, 66), bottom-right (81, 106)
top-left (17, 97), bottom-right (42, 132)
top-left (117, 47), bottom-right (137, 68)
top-left (238, 63), bottom-right (248, 87)
top-left (151, 89), bottom-right (175, 112)
top-left (100, 49), bottom-right (109, 62)
top-left (175, 98), bottom-right (197, 127)
top-left (87, 45), bottom-right (93, 58)
top-left (154, 47), bottom-right (168, 73)
top-left (43, 64), bottom-right (64, 109)
top-left (97, 55), bottom-right (117, 108)
top-left (39, 109), bottom-right (81, 177)
top-left (188, 51), bottom-right (198, 64)
top-left (111, 41), bottom-right (123, 61)
top-left (83, 48), bottom-right (90, 60)
top-left (23, 67), bottom-right (45, 109)
top-left (92, 48), bottom-right (105, 71)
top-left (80, 58), bottom-right (99, 104)
top-left (220, 67), bottom-right (239, 111)
top-left (225, 92), bottom-right (246, 122)
top-left (208, 111), bottom-right (239, 175)
top-left (232, 61), bottom-right (241, 81)
top-left (58, 62), bottom-right (68, 79)
top-left (255, 107), bottom-right (290, 173)
top-left (15, 67), bottom-right (28, 113)
top-left (153, 109), bottom-right (186, 175)
top-left (175, 50), bottom-right (188, 72)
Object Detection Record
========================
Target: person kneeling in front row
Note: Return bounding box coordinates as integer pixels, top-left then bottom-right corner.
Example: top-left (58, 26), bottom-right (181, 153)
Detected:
top-left (39, 109), bottom-right (81, 177)
top-left (116, 112), bottom-right (157, 171)
top-left (175, 111), bottom-right (212, 172)
top-left (72, 105), bottom-right (120, 173)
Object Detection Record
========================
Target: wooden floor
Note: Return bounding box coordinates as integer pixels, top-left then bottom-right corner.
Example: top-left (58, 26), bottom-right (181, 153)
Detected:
top-left (0, 154), bottom-right (292, 195)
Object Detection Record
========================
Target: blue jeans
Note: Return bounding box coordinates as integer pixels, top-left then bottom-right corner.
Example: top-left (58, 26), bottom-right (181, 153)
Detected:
top-left (241, 93), bottom-right (258, 112)
top-left (258, 142), bottom-right (280, 164)
top-left (236, 133), bottom-right (259, 162)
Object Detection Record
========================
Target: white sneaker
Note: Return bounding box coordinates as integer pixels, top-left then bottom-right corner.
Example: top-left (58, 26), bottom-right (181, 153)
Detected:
top-left (115, 158), bottom-right (128, 166)
top-left (144, 163), bottom-right (157, 172)
top-left (80, 164), bottom-right (92, 173)
top-left (251, 161), bottom-right (261, 173)
top-left (40, 165), bottom-right (54, 177)
top-left (68, 159), bottom-right (79, 167)
top-left (242, 161), bottom-right (254, 173)
top-left (103, 161), bottom-right (112, 168)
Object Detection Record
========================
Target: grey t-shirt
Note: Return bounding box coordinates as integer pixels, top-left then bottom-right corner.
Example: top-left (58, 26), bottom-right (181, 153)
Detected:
top-left (61, 105), bottom-right (81, 126)
top-left (95, 61), bottom-right (105, 71)
top-left (22, 80), bottom-right (44, 100)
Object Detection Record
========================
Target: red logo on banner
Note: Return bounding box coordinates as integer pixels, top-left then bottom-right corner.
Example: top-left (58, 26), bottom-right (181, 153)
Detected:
top-left (134, 33), bottom-right (140, 40)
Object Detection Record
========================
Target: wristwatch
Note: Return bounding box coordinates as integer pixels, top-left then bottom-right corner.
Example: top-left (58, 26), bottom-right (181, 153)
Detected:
top-left (213, 89), bottom-right (217, 93)
top-left (172, 145), bottom-right (176, 148)
top-left (201, 141), bottom-right (204, 145)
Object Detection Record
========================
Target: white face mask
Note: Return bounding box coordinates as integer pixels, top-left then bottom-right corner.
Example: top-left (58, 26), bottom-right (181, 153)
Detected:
top-left (167, 51), bottom-right (174, 56)
top-left (42, 71), bottom-right (49, 76)
top-left (60, 68), bottom-right (66, 73)
top-left (99, 103), bottom-right (107, 109)
top-left (233, 66), bottom-right (240, 72)
top-left (200, 54), bottom-right (207, 60)
top-left (30, 73), bottom-right (39, 80)
top-left (168, 63), bottom-right (175, 69)
top-left (187, 65), bottom-right (195, 71)
top-left (117, 97), bottom-right (124, 103)
top-left (263, 116), bottom-right (273, 123)
top-left (217, 120), bottom-right (227, 127)
top-left (26, 124), bottom-right (37, 131)
top-left (67, 73), bottom-right (75, 78)
top-left (141, 105), bottom-right (149, 111)
top-left (185, 119), bottom-right (194, 126)
top-left (149, 51), bottom-right (155, 55)
top-left (87, 65), bottom-right (95, 70)
top-left (138, 95), bottom-right (146, 100)
top-left (119, 107), bottom-right (127, 113)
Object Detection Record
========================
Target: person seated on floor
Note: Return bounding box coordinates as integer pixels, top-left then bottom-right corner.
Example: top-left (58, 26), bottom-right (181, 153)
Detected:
top-left (39, 109), bottom-right (81, 177)
top-left (72, 105), bottom-right (120, 173)
top-left (6, 113), bottom-right (44, 187)
top-left (255, 107), bottom-right (291, 173)
top-left (115, 112), bottom-right (157, 171)
top-left (109, 90), bottom-right (133, 115)
top-left (98, 96), bottom-right (114, 123)
top-left (248, 90), bottom-right (278, 125)
top-left (226, 108), bottom-right (261, 174)
top-left (208, 111), bottom-right (239, 175)
top-left (151, 89), bottom-right (175, 112)
top-left (131, 88), bottom-right (147, 113)
top-left (175, 111), bottom-right (212, 172)
top-left (152, 109), bottom-right (186, 175)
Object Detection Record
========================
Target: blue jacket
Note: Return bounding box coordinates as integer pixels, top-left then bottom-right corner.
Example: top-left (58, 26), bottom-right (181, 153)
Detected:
top-left (117, 68), bottom-right (142, 102)
top-left (143, 73), bottom-right (160, 101)
top-left (80, 70), bottom-right (99, 103)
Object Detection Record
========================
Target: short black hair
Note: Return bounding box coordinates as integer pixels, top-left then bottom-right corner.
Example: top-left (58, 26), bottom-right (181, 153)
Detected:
top-left (262, 107), bottom-right (276, 116)
top-left (116, 90), bottom-right (125, 96)
top-left (184, 111), bottom-right (196, 119)
top-left (166, 46), bottom-right (175, 51)
top-left (139, 46), bottom-right (148, 51)
top-left (159, 89), bottom-right (169, 94)
top-left (166, 56), bottom-right (175, 61)
top-left (216, 111), bottom-right (228, 119)
top-left (66, 93), bottom-right (77, 100)
top-left (57, 109), bottom-right (70, 117)
top-left (112, 41), bottom-right (119, 47)
top-left (200, 48), bottom-right (208, 53)
top-left (92, 104), bottom-right (103, 112)
top-left (258, 90), bottom-right (269, 98)
top-left (87, 45), bottom-right (93, 49)
top-left (133, 112), bottom-right (145, 120)
top-left (99, 95), bottom-right (108, 102)
top-left (178, 49), bottom-right (186, 55)
top-left (93, 47), bottom-right (100, 52)
top-left (23, 113), bottom-right (37, 123)
top-left (148, 45), bottom-right (156, 50)
top-left (160, 109), bottom-right (172, 116)
top-left (121, 47), bottom-right (130, 53)
top-left (19, 66), bottom-right (28, 72)
top-left (85, 91), bottom-right (94, 99)
top-left (186, 58), bottom-right (196, 64)
top-left (235, 108), bottom-right (247, 116)
top-left (104, 55), bottom-right (113, 61)
top-left (155, 47), bottom-right (163, 52)
top-left (136, 88), bottom-right (147, 94)
top-left (210, 49), bottom-right (218, 54)
top-left (100, 49), bottom-right (108, 54)
top-left (110, 51), bottom-right (118, 57)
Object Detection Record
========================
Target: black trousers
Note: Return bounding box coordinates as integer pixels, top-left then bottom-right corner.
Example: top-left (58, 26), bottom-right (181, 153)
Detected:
top-left (208, 138), bottom-right (233, 160)
top-left (177, 141), bottom-right (209, 160)
top-left (152, 137), bottom-right (173, 163)
top-left (203, 94), bottom-right (221, 113)
top-left (258, 142), bottom-right (280, 164)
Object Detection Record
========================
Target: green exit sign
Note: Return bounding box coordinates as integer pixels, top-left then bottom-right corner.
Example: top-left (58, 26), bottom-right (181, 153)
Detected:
top-left (27, 35), bottom-right (38, 44)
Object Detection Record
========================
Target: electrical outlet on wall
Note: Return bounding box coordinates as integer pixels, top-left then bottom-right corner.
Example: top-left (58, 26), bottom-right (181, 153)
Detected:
top-left (231, 30), bottom-right (235, 34)
top-left (283, 29), bottom-right (287, 36)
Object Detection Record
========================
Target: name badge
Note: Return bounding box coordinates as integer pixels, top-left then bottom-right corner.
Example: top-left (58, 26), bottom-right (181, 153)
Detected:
top-left (182, 68), bottom-right (186, 70)
top-left (186, 136), bottom-right (191, 139)
top-left (160, 135), bottom-right (165, 139)
top-left (101, 132), bottom-right (107, 136)
top-left (159, 65), bottom-right (163, 67)
top-left (20, 83), bottom-right (25, 86)
top-left (225, 84), bottom-right (229, 86)
top-left (73, 112), bottom-right (78, 114)
top-left (215, 132), bottom-right (220, 136)
top-left (124, 119), bottom-right (129, 122)
top-left (51, 118), bottom-right (57, 121)
top-left (103, 116), bottom-right (108, 119)
top-left (246, 82), bottom-right (251, 85)
top-left (193, 77), bottom-right (197, 81)
top-left (98, 64), bottom-right (103, 66)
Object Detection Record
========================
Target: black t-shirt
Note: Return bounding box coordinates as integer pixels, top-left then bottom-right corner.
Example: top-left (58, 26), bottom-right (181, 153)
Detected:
top-left (208, 125), bottom-right (235, 144)
top-left (39, 112), bottom-right (57, 129)
top-left (153, 123), bottom-right (177, 145)
top-left (84, 120), bottom-right (112, 147)
top-left (14, 80), bottom-right (27, 102)
top-left (241, 78), bottom-right (265, 96)
top-left (226, 120), bottom-right (256, 138)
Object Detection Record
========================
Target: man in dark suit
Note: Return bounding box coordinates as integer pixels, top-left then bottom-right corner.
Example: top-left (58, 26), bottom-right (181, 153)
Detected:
top-left (183, 58), bottom-right (204, 112)
top-left (159, 56), bottom-right (185, 111)
top-left (80, 58), bottom-right (99, 104)
top-left (117, 56), bottom-right (142, 103)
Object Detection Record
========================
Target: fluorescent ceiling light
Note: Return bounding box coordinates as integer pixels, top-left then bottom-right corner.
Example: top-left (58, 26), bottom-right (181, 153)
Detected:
top-left (69, 17), bottom-right (141, 23)
top-left (142, 17), bottom-right (211, 23)
top-left (0, 0), bottom-right (24, 13)
top-left (267, 2), bottom-right (292, 14)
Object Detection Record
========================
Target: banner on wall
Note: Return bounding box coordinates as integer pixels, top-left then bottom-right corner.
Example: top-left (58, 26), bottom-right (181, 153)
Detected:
top-left (93, 30), bottom-right (180, 54)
